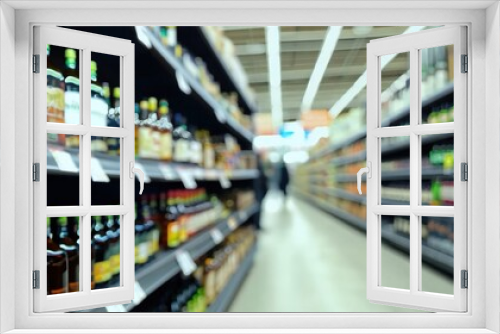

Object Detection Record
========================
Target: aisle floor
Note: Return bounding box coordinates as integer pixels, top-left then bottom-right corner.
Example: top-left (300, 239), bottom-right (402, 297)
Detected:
top-left (229, 191), bottom-right (453, 312)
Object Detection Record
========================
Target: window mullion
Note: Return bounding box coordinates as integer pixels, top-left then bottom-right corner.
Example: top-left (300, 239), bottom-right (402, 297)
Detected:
top-left (409, 48), bottom-right (419, 294)
top-left (81, 48), bottom-right (92, 294)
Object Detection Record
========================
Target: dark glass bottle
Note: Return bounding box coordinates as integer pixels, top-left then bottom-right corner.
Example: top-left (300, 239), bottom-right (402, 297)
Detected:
top-left (58, 217), bottom-right (79, 292)
top-left (47, 218), bottom-right (68, 295)
top-left (105, 215), bottom-right (120, 279)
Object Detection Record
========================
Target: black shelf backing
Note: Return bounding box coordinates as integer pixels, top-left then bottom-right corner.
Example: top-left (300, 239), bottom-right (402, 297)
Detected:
top-left (309, 83), bottom-right (454, 161)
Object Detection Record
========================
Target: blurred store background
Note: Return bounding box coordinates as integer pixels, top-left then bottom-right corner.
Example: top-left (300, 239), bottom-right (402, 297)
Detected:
top-left (45, 26), bottom-right (454, 313)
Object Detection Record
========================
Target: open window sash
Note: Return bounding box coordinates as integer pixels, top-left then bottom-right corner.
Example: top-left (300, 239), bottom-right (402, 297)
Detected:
top-left (365, 26), bottom-right (467, 312)
top-left (33, 26), bottom-right (136, 312)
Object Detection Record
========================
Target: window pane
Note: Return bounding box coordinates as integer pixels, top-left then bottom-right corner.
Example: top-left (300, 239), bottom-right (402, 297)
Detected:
top-left (92, 215), bottom-right (121, 290)
top-left (47, 134), bottom-right (80, 206)
top-left (421, 134), bottom-right (454, 206)
top-left (380, 52), bottom-right (410, 127)
top-left (90, 52), bottom-right (120, 128)
top-left (381, 136), bottom-right (410, 205)
top-left (380, 215), bottom-right (410, 290)
top-left (421, 216), bottom-right (454, 294)
top-left (421, 45), bottom-right (454, 124)
top-left (47, 216), bottom-right (80, 294)
top-left (91, 136), bottom-right (120, 206)
top-left (47, 45), bottom-right (81, 126)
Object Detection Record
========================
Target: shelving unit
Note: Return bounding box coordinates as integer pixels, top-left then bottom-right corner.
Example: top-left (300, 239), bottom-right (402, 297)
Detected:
top-left (293, 81), bottom-right (455, 276)
top-left (292, 189), bottom-right (453, 274)
top-left (49, 26), bottom-right (261, 313)
top-left (80, 203), bottom-right (259, 312)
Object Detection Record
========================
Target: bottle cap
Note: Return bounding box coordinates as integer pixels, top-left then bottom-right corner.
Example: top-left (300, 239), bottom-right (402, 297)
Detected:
top-left (102, 82), bottom-right (110, 98)
top-left (65, 48), bottom-right (77, 59)
top-left (113, 87), bottom-right (120, 99)
top-left (58, 217), bottom-right (68, 226)
top-left (140, 100), bottom-right (148, 110)
top-left (148, 97), bottom-right (158, 112)
top-left (91, 61), bottom-right (97, 73)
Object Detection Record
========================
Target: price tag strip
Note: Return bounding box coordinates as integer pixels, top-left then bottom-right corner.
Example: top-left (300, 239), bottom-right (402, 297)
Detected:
top-left (227, 216), bottom-right (238, 231)
top-left (51, 150), bottom-right (79, 173)
top-left (90, 157), bottom-right (110, 183)
top-left (239, 210), bottom-right (248, 222)
top-left (210, 228), bottom-right (225, 245)
top-left (175, 250), bottom-right (197, 276)
top-left (134, 162), bottom-right (151, 183)
top-left (176, 70), bottom-right (192, 95)
top-left (177, 168), bottom-right (197, 189)
top-left (159, 165), bottom-right (177, 180)
top-left (219, 171), bottom-right (232, 189)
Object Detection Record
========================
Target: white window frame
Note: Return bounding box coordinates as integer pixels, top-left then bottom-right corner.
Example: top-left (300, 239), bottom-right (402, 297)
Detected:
top-left (33, 26), bottom-right (136, 312)
top-left (0, 2), bottom-right (498, 334)
top-left (366, 26), bottom-right (467, 312)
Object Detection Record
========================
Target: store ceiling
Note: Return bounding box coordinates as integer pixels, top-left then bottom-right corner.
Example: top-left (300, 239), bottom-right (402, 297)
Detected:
top-left (222, 26), bottom-right (410, 121)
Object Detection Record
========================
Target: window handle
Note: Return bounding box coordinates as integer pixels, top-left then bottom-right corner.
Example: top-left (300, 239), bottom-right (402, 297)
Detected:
top-left (357, 162), bottom-right (371, 195)
top-left (130, 161), bottom-right (145, 195)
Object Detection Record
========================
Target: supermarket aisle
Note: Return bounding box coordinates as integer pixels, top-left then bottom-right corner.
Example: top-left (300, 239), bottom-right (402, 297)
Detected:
top-left (229, 191), bottom-right (452, 312)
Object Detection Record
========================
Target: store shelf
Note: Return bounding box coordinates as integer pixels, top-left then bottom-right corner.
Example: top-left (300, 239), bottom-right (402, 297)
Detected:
top-left (292, 189), bottom-right (453, 275)
top-left (47, 147), bottom-right (258, 182)
top-left (309, 83), bottom-right (454, 162)
top-left (143, 28), bottom-right (254, 144)
top-left (335, 167), bottom-right (454, 183)
top-left (197, 27), bottom-right (258, 115)
top-left (206, 243), bottom-right (256, 312)
top-left (80, 203), bottom-right (259, 313)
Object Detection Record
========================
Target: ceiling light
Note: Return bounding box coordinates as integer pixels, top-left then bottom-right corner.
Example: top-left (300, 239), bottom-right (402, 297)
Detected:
top-left (266, 26), bottom-right (283, 127)
top-left (301, 26), bottom-right (343, 113)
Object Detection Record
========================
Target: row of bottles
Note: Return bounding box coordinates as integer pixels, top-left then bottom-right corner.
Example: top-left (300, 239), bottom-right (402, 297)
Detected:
top-left (46, 45), bottom-right (121, 153)
top-left (136, 188), bottom-right (223, 263)
top-left (46, 216), bottom-right (121, 295)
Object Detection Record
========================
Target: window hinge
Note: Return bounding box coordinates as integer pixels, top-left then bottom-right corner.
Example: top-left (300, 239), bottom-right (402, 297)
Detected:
top-left (33, 54), bottom-right (40, 73)
top-left (33, 163), bottom-right (40, 182)
top-left (33, 270), bottom-right (40, 289)
top-left (461, 162), bottom-right (468, 181)
top-left (461, 54), bottom-right (468, 73)
top-left (461, 270), bottom-right (468, 289)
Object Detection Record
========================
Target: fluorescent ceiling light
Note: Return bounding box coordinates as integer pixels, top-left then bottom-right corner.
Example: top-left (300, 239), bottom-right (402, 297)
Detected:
top-left (266, 26), bottom-right (283, 127)
top-left (135, 26), bottom-right (152, 49)
top-left (301, 26), bottom-right (343, 113)
top-left (329, 26), bottom-right (425, 117)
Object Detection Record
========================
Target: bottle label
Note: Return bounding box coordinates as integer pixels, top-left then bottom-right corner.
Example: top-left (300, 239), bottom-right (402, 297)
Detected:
top-left (64, 89), bottom-right (80, 125)
top-left (110, 254), bottom-right (120, 275)
top-left (152, 130), bottom-right (161, 159)
top-left (94, 260), bottom-right (111, 283)
top-left (160, 133), bottom-right (173, 160)
top-left (152, 229), bottom-right (160, 253)
top-left (90, 97), bottom-right (108, 127)
top-left (136, 243), bottom-right (149, 264)
top-left (139, 127), bottom-right (152, 158)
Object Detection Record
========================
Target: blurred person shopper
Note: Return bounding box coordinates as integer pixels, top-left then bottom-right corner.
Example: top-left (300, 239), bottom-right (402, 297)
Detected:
top-left (253, 157), bottom-right (268, 229)
top-left (278, 162), bottom-right (290, 197)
